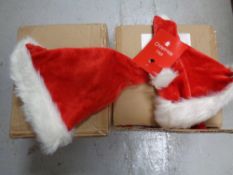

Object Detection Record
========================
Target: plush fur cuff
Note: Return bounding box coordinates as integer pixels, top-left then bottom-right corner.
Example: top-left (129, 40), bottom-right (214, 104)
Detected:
top-left (10, 37), bottom-right (72, 154)
top-left (154, 82), bottom-right (233, 128)
top-left (150, 68), bottom-right (178, 89)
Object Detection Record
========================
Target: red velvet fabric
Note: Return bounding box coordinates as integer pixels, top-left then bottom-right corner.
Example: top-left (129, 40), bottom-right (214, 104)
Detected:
top-left (25, 17), bottom-right (232, 131)
top-left (26, 44), bottom-right (148, 130)
top-left (153, 16), bottom-right (233, 101)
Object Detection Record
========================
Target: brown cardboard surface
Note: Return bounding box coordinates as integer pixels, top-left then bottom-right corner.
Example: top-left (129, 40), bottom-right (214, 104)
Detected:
top-left (114, 24), bottom-right (222, 129)
top-left (10, 24), bottom-right (110, 138)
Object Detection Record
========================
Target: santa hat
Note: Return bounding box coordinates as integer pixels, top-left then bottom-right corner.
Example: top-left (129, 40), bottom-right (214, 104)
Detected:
top-left (150, 16), bottom-right (233, 128)
top-left (10, 38), bottom-right (148, 154)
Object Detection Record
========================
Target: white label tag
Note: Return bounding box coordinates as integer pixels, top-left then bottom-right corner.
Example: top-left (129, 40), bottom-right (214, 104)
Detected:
top-left (141, 33), bottom-right (191, 49)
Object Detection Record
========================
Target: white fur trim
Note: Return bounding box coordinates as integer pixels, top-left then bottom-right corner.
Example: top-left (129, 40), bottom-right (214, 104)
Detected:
top-left (10, 37), bottom-right (72, 154)
top-left (158, 14), bottom-right (170, 20)
top-left (155, 82), bottom-right (233, 128)
top-left (150, 68), bottom-right (178, 89)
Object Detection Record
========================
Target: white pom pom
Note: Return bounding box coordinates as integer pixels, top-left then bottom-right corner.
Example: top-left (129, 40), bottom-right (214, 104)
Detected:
top-left (158, 14), bottom-right (170, 20)
top-left (150, 68), bottom-right (178, 89)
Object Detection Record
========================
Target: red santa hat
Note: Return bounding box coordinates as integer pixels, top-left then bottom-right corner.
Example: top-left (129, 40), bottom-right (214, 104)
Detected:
top-left (150, 16), bottom-right (233, 128)
top-left (10, 16), bottom-right (233, 154)
top-left (10, 38), bottom-right (148, 154)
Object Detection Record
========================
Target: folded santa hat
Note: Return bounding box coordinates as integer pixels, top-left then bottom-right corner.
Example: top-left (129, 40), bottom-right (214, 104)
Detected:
top-left (10, 38), bottom-right (148, 154)
top-left (150, 16), bottom-right (233, 129)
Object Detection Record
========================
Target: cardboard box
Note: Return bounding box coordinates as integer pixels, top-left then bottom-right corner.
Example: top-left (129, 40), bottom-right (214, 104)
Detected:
top-left (114, 24), bottom-right (226, 131)
top-left (10, 24), bottom-right (110, 138)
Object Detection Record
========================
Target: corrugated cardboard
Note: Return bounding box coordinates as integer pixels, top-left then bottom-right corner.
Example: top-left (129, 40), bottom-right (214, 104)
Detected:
top-left (10, 24), bottom-right (110, 138)
top-left (114, 24), bottom-right (224, 130)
